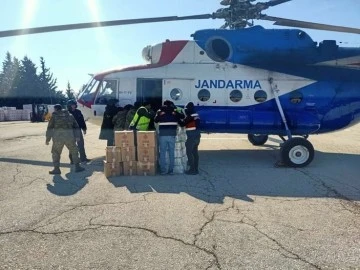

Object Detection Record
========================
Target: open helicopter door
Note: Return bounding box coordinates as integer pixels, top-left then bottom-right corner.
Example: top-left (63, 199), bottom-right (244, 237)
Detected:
top-left (162, 79), bottom-right (191, 108)
top-left (136, 78), bottom-right (163, 111)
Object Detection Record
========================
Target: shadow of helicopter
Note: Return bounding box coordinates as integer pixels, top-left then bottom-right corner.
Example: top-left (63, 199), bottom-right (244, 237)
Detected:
top-left (109, 148), bottom-right (360, 204)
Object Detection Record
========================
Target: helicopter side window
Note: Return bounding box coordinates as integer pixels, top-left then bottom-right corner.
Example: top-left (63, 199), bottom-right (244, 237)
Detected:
top-left (230, 90), bottom-right (242, 103)
top-left (290, 91), bottom-right (303, 104)
top-left (254, 90), bottom-right (267, 103)
top-left (95, 79), bottom-right (118, 105)
top-left (170, 88), bottom-right (182, 101)
top-left (198, 89), bottom-right (211, 102)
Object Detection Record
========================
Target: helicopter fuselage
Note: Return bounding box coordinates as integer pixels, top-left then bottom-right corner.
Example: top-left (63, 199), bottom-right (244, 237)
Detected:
top-left (77, 27), bottom-right (360, 136)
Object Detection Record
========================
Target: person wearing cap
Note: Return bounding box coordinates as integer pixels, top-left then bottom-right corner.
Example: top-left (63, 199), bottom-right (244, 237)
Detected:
top-left (180, 102), bottom-right (201, 175)
top-left (129, 101), bottom-right (155, 131)
top-left (67, 100), bottom-right (90, 163)
top-left (99, 99), bottom-right (120, 146)
top-left (154, 100), bottom-right (183, 175)
top-left (45, 104), bottom-right (85, 174)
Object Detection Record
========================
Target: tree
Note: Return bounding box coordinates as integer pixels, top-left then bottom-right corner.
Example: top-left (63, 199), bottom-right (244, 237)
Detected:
top-left (17, 56), bottom-right (42, 101)
top-left (39, 57), bottom-right (57, 104)
top-left (0, 52), bottom-right (20, 98)
top-left (65, 81), bottom-right (76, 100)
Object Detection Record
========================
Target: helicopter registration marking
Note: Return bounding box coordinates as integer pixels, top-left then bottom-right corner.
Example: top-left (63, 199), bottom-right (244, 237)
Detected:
top-left (195, 80), bottom-right (262, 89)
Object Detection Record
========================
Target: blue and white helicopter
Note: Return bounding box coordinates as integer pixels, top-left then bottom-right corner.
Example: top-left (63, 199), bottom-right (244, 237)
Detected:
top-left (2, 0), bottom-right (359, 167)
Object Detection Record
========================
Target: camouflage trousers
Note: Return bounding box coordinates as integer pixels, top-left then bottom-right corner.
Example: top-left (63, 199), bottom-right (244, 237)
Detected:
top-left (51, 140), bottom-right (80, 167)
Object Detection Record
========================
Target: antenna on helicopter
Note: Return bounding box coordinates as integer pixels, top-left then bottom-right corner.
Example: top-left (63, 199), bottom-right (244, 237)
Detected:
top-left (0, 0), bottom-right (359, 38)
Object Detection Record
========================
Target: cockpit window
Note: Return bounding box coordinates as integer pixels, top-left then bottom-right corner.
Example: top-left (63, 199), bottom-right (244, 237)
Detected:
top-left (78, 78), bottom-right (98, 103)
top-left (95, 79), bottom-right (118, 105)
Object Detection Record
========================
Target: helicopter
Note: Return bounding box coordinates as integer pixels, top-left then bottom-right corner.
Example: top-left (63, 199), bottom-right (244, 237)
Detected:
top-left (0, 0), bottom-right (359, 168)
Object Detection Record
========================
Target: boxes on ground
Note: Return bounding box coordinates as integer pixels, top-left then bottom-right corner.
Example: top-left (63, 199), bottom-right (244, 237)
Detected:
top-left (137, 162), bottom-right (156, 176)
top-left (137, 147), bottom-right (157, 162)
top-left (137, 131), bottom-right (156, 148)
top-left (123, 161), bottom-right (137, 176)
top-left (121, 146), bottom-right (136, 162)
top-left (104, 161), bottom-right (122, 177)
top-left (115, 131), bottom-right (134, 147)
top-left (106, 146), bottom-right (122, 163)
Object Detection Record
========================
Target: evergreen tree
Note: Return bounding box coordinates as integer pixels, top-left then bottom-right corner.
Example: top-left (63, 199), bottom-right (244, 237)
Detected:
top-left (65, 81), bottom-right (76, 100)
top-left (0, 52), bottom-right (19, 98)
top-left (39, 57), bottom-right (57, 104)
top-left (17, 56), bottom-right (42, 101)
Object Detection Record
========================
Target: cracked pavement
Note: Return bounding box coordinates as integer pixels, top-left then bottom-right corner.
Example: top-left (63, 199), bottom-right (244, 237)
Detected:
top-left (0, 122), bottom-right (359, 269)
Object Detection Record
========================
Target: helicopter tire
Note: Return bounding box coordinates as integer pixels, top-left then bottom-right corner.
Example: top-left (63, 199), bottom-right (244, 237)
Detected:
top-left (248, 134), bottom-right (268, 146)
top-left (280, 137), bottom-right (314, 168)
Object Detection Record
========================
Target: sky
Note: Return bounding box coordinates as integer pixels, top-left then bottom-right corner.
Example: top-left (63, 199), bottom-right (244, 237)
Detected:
top-left (0, 0), bottom-right (359, 93)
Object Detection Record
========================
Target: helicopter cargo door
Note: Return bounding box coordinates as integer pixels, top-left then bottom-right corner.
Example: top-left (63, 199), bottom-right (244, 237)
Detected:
top-left (137, 78), bottom-right (163, 111)
top-left (162, 79), bottom-right (191, 107)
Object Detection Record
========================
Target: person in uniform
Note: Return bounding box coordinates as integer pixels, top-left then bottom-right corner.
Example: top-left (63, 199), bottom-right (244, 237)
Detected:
top-left (113, 104), bottom-right (133, 131)
top-left (180, 102), bottom-right (201, 175)
top-left (67, 100), bottom-right (90, 163)
top-left (46, 104), bottom-right (85, 174)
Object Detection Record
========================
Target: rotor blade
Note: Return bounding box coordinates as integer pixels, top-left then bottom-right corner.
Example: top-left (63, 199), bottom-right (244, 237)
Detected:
top-left (0, 14), bottom-right (212, 38)
top-left (263, 15), bottom-right (360, 34)
top-left (263, 0), bottom-right (292, 7)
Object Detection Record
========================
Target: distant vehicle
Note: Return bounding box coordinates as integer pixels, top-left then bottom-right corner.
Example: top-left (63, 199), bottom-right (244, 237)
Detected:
top-left (26, 104), bottom-right (50, 122)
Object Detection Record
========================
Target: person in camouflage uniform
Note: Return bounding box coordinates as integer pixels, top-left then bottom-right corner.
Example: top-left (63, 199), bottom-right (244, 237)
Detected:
top-left (113, 104), bottom-right (133, 131)
top-left (46, 104), bottom-right (85, 174)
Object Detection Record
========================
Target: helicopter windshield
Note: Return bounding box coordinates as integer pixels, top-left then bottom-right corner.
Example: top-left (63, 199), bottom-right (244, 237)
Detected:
top-left (95, 79), bottom-right (117, 105)
top-left (78, 77), bottom-right (98, 104)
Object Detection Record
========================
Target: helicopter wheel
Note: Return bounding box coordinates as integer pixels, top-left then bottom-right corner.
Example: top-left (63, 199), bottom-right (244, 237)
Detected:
top-left (280, 137), bottom-right (314, 167)
top-left (248, 134), bottom-right (268, 146)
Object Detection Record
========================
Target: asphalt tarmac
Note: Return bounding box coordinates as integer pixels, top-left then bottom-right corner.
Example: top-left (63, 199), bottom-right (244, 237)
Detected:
top-left (0, 121), bottom-right (359, 270)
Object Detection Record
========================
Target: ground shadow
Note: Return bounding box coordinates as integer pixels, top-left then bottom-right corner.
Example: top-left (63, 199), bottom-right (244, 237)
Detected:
top-left (0, 158), bottom-right (71, 168)
top-left (0, 156), bottom-right (104, 196)
top-left (46, 157), bottom-right (104, 196)
top-left (109, 148), bottom-right (360, 203)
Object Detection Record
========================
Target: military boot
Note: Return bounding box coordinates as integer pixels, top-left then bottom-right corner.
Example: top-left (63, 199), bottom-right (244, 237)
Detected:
top-left (49, 167), bottom-right (61, 175)
top-left (75, 164), bottom-right (85, 173)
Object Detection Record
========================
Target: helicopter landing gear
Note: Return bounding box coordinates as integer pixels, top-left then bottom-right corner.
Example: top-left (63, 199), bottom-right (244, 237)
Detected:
top-left (248, 134), bottom-right (268, 145)
top-left (280, 137), bottom-right (314, 167)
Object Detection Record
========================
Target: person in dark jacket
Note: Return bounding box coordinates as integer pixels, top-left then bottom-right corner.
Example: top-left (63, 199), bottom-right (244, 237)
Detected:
top-left (154, 100), bottom-right (182, 175)
top-left (180, 102), bottom-right (201, 175)
top-left (99, 99), bottom-right (120, 146)
top-left (67, 100), bottom-right (90, 163)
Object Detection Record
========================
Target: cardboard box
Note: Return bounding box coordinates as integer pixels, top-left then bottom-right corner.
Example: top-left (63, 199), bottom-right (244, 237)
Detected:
top-left (137, 162), bottom-right (156, 176)
top-left (122, 161), bottom-right (137, 176)
top-left (137, 147), bottom-right (157, 162)
top-left (121, 146), bottom-right (136, 162)
top-left (104, 161), bottom-right (122, 177)
top-left (115, 131), bottom-right (135, 147)
top-left (105, 146), bottom-right (122, 163)
top-left (137, 131), bottom-right (156, 148)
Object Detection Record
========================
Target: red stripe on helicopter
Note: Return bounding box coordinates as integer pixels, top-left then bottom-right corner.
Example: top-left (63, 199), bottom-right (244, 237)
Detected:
top-left (94, 40), bottom-right (188, 80)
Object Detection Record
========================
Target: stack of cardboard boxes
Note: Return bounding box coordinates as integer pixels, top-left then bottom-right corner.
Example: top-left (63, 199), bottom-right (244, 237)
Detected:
top-left (104, 131), bottom-right (157, 177)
